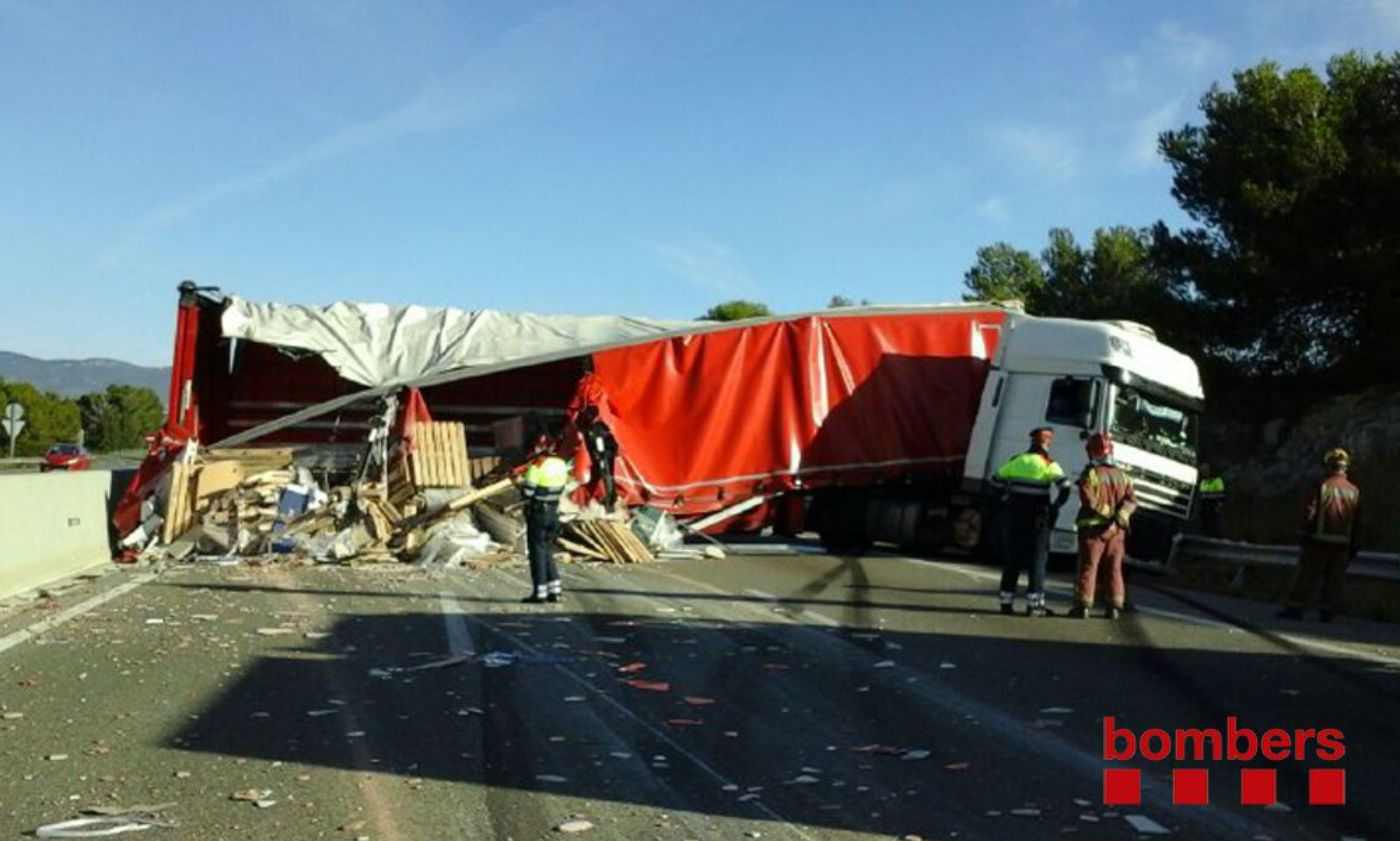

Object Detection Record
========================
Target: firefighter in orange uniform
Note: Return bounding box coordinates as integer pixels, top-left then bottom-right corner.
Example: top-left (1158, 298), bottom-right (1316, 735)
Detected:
top-left (1068, 432), bottom-right (1136, 619)
top-left (1279, 448), bottom-right (1361, 622)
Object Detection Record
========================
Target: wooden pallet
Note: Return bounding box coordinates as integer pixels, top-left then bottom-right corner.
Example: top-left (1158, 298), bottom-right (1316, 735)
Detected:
top-left (410, 421), bottom-right (468, 488)
top-left (161, 461), bottom-right (198, 544)
top-left (564, 518), bottom-right (654, 563)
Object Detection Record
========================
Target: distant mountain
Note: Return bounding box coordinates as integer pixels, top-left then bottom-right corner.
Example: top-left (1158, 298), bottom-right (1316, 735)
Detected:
top-left (0, 350), bottom-right (170, 404)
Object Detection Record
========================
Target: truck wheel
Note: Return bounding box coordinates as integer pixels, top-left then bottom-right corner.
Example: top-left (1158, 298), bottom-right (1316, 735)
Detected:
top-left (951, 507), bottom-right (982, 551)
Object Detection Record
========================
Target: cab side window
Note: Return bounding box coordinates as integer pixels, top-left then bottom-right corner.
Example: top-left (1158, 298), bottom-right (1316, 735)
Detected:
top-left (1046, 377), bottom-right (1096, 428)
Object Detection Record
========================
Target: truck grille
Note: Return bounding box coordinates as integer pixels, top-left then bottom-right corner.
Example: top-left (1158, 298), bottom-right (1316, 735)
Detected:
top-left (1118, 463), bottom-right (1192, 520)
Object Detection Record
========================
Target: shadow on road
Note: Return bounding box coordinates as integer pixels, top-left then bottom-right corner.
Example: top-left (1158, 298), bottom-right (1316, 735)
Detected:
top-left (162, 598), bottom-right (1399, 841)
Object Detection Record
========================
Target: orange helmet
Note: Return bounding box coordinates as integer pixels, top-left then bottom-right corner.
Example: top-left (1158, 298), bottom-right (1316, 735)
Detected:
top-left (1086, 432), bottom-right (1113, 459)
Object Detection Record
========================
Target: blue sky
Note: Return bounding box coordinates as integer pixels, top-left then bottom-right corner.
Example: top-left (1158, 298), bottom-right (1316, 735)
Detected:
top-left (2, 0), bottom-right (1397, 365)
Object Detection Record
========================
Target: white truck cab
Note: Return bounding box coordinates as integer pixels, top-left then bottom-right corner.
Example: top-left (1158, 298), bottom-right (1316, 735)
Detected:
top-left (964, 314), bottom-right (1204, 560)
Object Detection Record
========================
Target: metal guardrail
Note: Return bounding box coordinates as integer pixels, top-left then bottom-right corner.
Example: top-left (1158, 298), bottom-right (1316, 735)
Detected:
top-left (0, 457), bottom-right (43, 469)
top-left (1167, 534), bottom-right (1400, 582)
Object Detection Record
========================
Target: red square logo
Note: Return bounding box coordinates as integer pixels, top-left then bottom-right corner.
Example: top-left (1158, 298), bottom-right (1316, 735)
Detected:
top-left (1309, 768), bottom-right (1346, 805)
top-left (1104, 768), bottom-right (1141, 805)
top-left (1173, 768), bottom-right (1209, 805)
top-left (1240, 768), bottom-right (1277, 806)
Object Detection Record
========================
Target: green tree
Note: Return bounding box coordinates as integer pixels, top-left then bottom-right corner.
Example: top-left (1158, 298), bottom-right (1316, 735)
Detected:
top-left (0, 379), bottom-right (81, 457)
top-left (961, 243), bottom-right (1045, 304)
top-left (79, 385), bottom-right (163, 452)
top-left (700, 300), bottom-right (772, 321)
top-left (1156, 51), bottom-right (1400, 385)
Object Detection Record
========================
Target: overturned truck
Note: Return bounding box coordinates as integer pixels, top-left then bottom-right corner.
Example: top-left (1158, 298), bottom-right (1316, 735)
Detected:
top-left (117, 282), bottom-right (1205, 561)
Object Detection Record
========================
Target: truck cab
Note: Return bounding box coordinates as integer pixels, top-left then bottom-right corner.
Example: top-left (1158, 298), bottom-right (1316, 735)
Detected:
top-left (964, 315), bottom-right (1203, 561)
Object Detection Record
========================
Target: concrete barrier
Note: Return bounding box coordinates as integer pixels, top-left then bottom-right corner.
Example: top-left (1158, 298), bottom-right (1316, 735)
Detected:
top-left (0, 470), bottom-right (115, 600)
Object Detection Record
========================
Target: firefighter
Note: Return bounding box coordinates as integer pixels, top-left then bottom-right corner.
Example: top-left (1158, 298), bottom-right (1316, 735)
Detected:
top-left (518, 437), bottom-right (570, 604)
top-left (1279, 448), bottom-right (1361, 622)
top-left (993, 426), bottom-right (1072, 616)
top-left (1068, 433), bottom-right (1136, 619)
top-left (579, 406), bottom-right (619, 509)
top-left (1197, 462), bottom-right (1226, 538)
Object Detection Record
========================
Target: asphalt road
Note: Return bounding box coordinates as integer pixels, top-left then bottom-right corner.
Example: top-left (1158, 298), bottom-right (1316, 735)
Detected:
top-left (2, 550), bottom-right (1398, 840)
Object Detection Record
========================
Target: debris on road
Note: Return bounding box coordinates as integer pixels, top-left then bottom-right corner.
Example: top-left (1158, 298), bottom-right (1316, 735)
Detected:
top-left (1123, 814), bottom-right (1171, 835)
top-left (230, 789), bottom-right (273, 802)
top-left (555, 820), bottom-right (595, 833)
top-left (35, 815), bottom-right (171, 838)
top-left (621, 679), bottom-right (671, 692)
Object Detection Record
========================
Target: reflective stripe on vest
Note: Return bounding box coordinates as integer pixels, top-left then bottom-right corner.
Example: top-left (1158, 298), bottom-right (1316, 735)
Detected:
top-left (1312, 483), bottom-right (1357, 545)
top-left (524, 457), bottom-right (569, 503)
top-left (995, 451), bottom-right (1065, 488)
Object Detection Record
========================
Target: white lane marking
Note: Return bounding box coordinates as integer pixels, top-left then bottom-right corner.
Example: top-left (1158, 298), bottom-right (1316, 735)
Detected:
top-left (1275, 633), bottom-right (1400, 668)
top-left (0, 574), bottom-right (155, 657)
top-left (742, 587), bottom-right (840, 627)
top-left (439, 590), bottom-right (475, 656)
top-left (469, 569), bottom-right (821, 841)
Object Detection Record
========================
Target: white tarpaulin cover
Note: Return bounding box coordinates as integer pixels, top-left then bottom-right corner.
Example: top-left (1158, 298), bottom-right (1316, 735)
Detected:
top-left (222, 296), bottom-right (695, 387)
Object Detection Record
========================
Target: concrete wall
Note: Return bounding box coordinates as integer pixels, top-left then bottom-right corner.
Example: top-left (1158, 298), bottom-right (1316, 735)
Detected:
top-left (0, 470), bottom-right (115, 600)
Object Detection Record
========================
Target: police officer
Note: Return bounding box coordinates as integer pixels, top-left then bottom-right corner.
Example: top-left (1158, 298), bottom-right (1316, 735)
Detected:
top-left (1196, 463), bottom-right (1226, 538)
top-left (993, 427), bottom-right (1072, 616)
top-left (1279, 448), bottom-right (1361, 622)
top-left (518, 437), bottom-right (569, 604)
top-left (1069, 433), bottom-right (1136, 619)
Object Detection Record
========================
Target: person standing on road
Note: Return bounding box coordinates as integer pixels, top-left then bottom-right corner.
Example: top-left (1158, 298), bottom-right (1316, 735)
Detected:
top-left (992, 427), bottom-right (1072, 617)
top-left (1196, 463), bottom-right (1226, 538)
top-left (1279, 448), bottom-right (1361, 622)
top-left (1069, 433), bottom-right (1136, 619)
top-left (518, 437), bottom-right (570, 604)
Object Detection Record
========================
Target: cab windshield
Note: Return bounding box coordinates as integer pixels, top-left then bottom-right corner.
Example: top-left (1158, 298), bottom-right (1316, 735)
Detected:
top-left (1110, 386), bottom-right (1198, 464)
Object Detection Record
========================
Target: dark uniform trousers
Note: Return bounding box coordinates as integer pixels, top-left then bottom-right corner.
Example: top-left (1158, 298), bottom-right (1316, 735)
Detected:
top-left (998, 497), bottom-right (1052, 595)
top-left (1285, 542), bottom-right (1351, 615)
top-left (525, 499), bottom-right (561, 589)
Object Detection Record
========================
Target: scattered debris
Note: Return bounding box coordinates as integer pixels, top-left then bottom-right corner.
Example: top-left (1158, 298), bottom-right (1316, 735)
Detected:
top-left (1123, 814), bottom-right (1170, 835)
top-left (901, 750), bottom-right (931, 761)
top-left (873, 660), bottom-right (895, 669)
top-left (944, 762), bottom-right (970, 770)
top-left (46, 754), bottom-right (69, 761)
top-left (683, 696), bottom-right (716, 705)
top-left (35, 816), bottom-right (170, 838)
top-left (230, 789), bottom-right (273, 802)
top-left (555, 820), bottom-right (595, 833)
top-left (1039, 706), bottom-right (1073, 714)
top-left (255, 627), bottom-right (295, 636)
top-left (535, 775), bottom-right (568, 784)
top-left (1010, 808), bottom-right (1041, 817)
top-left (621, 679), bottom-right (670, 692)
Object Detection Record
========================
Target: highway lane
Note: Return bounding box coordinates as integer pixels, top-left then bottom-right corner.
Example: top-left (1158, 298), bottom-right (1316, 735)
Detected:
top-left (1, 553), bottom-right (1396, 840)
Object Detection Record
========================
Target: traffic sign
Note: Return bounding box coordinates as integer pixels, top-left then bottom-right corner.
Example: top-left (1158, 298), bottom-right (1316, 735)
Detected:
top-left (2, 402), bottom-right (26, 458)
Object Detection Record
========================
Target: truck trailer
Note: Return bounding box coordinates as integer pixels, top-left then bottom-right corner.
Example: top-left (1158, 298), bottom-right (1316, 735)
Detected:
top-left (116, 284), bottom-right (1204, 561)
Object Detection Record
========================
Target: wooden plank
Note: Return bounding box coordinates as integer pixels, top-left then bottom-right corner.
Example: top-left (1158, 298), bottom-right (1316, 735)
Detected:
top-left (451, 423), bottom-right (466, 487)
top-left (559, 536), bottom-right (608, 561)
top-left (196, 460), bottom-right (244, 500)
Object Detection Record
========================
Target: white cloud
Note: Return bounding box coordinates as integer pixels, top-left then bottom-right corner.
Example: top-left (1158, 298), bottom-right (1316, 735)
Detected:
top-left (649, 236), bottom-right (756, 296)
top-left (974, 197), bottom-right (1010, 224)
top-left (1128, 100), bottom-right (1182, 169)
top-left (988, 125), bottom-right (1078, 181)
top-left (1155, 21), bottom-right (1226, 72)
top-left (99, 2), bottom-right (636, 265)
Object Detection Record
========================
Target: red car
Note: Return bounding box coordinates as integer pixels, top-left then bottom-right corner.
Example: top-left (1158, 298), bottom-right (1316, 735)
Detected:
top-left (42, 443), bottom-right (92, 472)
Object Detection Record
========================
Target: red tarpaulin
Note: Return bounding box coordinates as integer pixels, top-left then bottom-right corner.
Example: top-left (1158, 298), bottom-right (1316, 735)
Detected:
top-left (573, 310), bottom-right (1006, 516)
